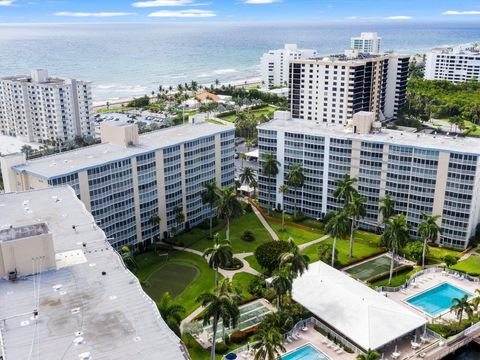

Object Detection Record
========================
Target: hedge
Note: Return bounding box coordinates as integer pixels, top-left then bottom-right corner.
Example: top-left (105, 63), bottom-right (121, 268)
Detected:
top-left (366, 264), bottom-right (414, 284)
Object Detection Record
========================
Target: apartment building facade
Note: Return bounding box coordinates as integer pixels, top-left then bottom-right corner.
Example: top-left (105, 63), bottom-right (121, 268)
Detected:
top-left (261, 44), bottom-right (317, 88)
top-left (0, 121), bottom-right (235, 248)
top-left (257, 111), bottom-right (480, 249)
top-left (289, 51), bottom-right (409, 125)
top-left (350, 32), bottom-right (382, 54)
top-left (425, 45), bottom-right (480, 83)
top-left (0, 69), bottom-right (94, 143)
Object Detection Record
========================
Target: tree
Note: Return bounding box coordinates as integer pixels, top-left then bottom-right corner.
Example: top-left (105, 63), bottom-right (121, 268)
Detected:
top-left (450, 295), bottom-right (474, 324)
top-left (356, 349), bottom-right (381, 360)
top-left (201, 182), bottom-right (220, 239)
top-left (203, 233), bottom-right (233, 286)
top-left (404, 240), bottom-right (428, 264)
top-left (278, 184), bottom-right (289, 231)
top-left (262, 153), bottom-right (280, 215)
top-left (196, 287), bottom-right (239, 360)
top-left (287, 163), bottom-right (305, 217)
top-left (325, 210), bottom-right (350, 267)
top-left (216, 186), bottom-right (243, 241)
top-left (271, 265), bottom-right (293, 309)
top-left (317, 243), bottom-right (336, 264)
top-left (182, 321), bottom-right (203, 346)
top-left (174, 206), bottom-right (185, 231)
top-left (333, 174), bottom-right (357, 204)
top-left (379, 194), bottom-right (396, 226)
top-left (158, 292), bottom-right (185, 337)
top-left (279, 238), bottom-right (309, 278)
top-left (20, 144), bottom-right (34, 158)
top-left (344, 193), bottom-right (367, 258)
top-left (418, 213), bottom-right (442, 268)
top-left (239, 167), bottom-right (256, 189)
top-left (217, 278), bottom-right (241, 341)
top-left (120, 246), bottom-right (137, 270)
top-left (381, 214), bottom-right (410, 285)
top-left (254, 240), bottom-right (291, 273)
top-left (444, 255), bottom-right (458, 268)
top-left (252, 326), bottom-right (286, 360)
top-left (245, 139), bottom-right (253, 151)
top-left (239, 152), bottom-right (247, 168)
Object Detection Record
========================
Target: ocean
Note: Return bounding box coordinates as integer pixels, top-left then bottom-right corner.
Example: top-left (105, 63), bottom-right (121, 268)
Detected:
top-left (0, 21), bottom-right (479, 103)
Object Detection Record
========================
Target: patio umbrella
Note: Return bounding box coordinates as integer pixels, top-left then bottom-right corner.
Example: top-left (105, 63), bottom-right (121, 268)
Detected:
top-left (394, 345), bottom-right (398, 353)
top-left (225, 353), bottom-right (237, 360)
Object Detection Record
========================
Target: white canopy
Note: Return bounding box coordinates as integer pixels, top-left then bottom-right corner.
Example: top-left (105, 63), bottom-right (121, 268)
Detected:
top-left (245, 149), bottom-right (259, 159)
top-left (292, 261), bottom-right (427, 351)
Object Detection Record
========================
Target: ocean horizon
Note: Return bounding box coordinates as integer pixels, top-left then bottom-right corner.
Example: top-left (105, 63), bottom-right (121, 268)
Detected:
top-left (0, 21), bottom-right (479, 102)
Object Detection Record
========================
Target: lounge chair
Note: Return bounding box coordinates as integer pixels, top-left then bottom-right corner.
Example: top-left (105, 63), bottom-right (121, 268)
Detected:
top-left (336, 348), bottom-right (344, 354)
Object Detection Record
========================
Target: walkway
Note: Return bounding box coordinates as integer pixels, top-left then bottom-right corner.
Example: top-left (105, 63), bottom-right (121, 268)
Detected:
top-left (250, 203), bottom-right (280, 241)
top-left (298, 234), bottom-right (330, 250)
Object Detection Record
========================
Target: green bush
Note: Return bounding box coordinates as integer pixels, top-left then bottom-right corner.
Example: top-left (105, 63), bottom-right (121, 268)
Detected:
top-left (248, 276), bottom-right (267, 297)
top-left (366, 265), bottom-right (413, 284)
top-left (293, 211), bottom-right (306, 222)
top-left (243, 203), bottom-right (253, 213)
top-left (444, 255), bottom-right (458, 267)
top-left (220, 257), bottom-right (243, 271)
top-left (214, 342), bottom-right (229, 354)
top-left (254, 240), bottom-right (290, 273)
top-left (404, 240), bottom-right (428, 264)
top-left (317, 243), bottom-right (336, 265)
top-left (241, 230), bottom-right (255, 242)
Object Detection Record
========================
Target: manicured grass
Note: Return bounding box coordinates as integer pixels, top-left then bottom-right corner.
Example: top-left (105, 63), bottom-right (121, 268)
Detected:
top-left (345, 255), bottom-right (396, 281)
top-left (451, 255), bottom-right (480, 276)
top-left (269, 220), bottom-right (324, 245)
top-left (426, 246), bottom-right (462, 264)
top-left (370, 267), bottom-right (422, 288)
top-left (232, 272), bottom-right (258, 302)
top-left (183, 334), bottom-right (223, 360)
top-left (218, 106), bottom-right (276, 122)
top-left (245, 255), bottom-right (263, 273)
top-left (144, 262), bottom-right (199, 299)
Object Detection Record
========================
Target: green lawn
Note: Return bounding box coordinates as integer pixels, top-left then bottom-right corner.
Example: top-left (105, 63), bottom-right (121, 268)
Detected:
top-left (232, 272), bottom-right (258, 302)
top-left (345, 255), bottom-right (396, 281)
top-left (179, 212), bottom-right (273, 253)
top-left (451, 255), bottom-right (480, 276)
top-left (370, 267), bottom-right (422, 288)
top-left (218, 106), bottom-right (276, 122)
top-left (426, 246), bottom-right (462, 264)
top-left (144, 262), bottom-right (199, 299)
top-left (244, 255), bottom-right (263, 273)
top-left (269, 220), bottom-right (324, 245)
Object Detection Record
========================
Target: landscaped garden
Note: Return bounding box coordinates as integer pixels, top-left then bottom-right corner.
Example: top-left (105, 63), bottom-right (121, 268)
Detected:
top-left (451, 255), bottom-right (480, 276)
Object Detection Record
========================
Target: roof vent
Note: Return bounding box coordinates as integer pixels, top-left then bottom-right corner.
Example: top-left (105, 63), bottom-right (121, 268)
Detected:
top-left (78, 352), bottom-right (91, 360)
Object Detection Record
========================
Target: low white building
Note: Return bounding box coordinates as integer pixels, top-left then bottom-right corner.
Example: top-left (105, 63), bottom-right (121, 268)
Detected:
top-left (350, 32), bottom-right (382, 54)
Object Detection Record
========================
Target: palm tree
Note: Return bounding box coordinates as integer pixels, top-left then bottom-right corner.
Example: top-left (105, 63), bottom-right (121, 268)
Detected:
top-left (252, 326), bottom-right (286, 360)
top-left (418, 213), bottom-right (442, 268)
top-left (287, 163), bottom-right (305, 217)
top-left (271, 265), bottom-right (293, 309)
top-left (158, 292), bottom-right (185, 337)
top-left (250, 179), bottom-right (258, 197)
top-left (450, 295), bottom-right (474, 324)
top-left (379, 194), bottom-right (396, 225)
top-left (279, 184), bottom-right (289, 231)
top-left (216, 186), bottom-right (243, 241)
top-left (203, 233), bottom-right (233, 286)
top-left (174, 206), bottom-right (185, 231)
top-left (196, 288), bottom-right (240, 360)
top-left (216, 278), bottom-right (241, 341)
top-left (325, 210), bottom-right (351, 267)
top-left (262, 153), bottom-right (280, 215)
top-left (245, 139), bottom-right (253, 152)
top-left (201, 182), bottom-right (220, 239)
top-left (239, 166), bottom-right (256, 190)
top-left (356, 349), bottom-right (381, 360)
top-left (149, 214), bottom-right (161, 250)
top-left (344, 193), bottom-right (367, 258)
top-left (333, 174), bottom-right (358, 204)
top-left (280, 238), bottom-right (309, 278)
top-left (120, 246), bottom-right (137, 270)
top-left (381, 214), bottom-right (410, 285)
top-left (239, 152), bottom-right (247, 168)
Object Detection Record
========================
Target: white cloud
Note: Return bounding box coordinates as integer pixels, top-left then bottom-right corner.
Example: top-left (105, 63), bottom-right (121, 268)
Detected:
top-left (148, 9), bottom-right (215, 17)
top-left (385, 15), bottom-right (413, 20)
top-left (442, 10), bottom-right (480, 15)
top-left (0, 0), bottom-right (14, 6)
top-left (132, 0), bottom-right (207, 8)
top-left (54, 12), bottom-right (137, 17)
top-left (243, 0), bottom-right (279, 4)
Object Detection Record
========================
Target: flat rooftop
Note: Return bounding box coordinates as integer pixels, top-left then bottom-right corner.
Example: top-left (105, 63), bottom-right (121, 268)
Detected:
top-left (258, 118), bottom-right (480, 155)
top-left (13, 121), bottom-right (234, 178)
top-left (0, 186), bottom-right (188, 360)
top-left (0, 223), bottom-right (48, 242)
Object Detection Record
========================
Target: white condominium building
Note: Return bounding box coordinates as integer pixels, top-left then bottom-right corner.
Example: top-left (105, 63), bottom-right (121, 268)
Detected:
top-left (258, 111), bottom-right (480, 249)
top-left (425, 44), bottom-right (480, 83)
top-left (0, 186), bottom-right (189, 359)
top-left (0, 69), bottom-right (94, 143)
top-left (350, 32), bottom-right (382, 54)
top-left (261, 44), bottom-right (317, 88)
top-left (1, 120), bottom-right (235, 248)
top-left (289, 51), bottom-right (409, 124)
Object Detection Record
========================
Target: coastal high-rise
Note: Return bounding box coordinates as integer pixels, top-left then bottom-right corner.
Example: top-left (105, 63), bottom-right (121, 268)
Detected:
top-left (258, 111), bottom-right (480, 249)
top-left (260, 44), bottom-right (317, 88)
top-left (424, 44), bottom-right (480, 83)
top-left (288, 50), bottom-right (409, 124)
top-left (350, 32), bottom-right (382, 54)
top-left (0, 69), bottom-right (94, 143)
top-left (0, 120), bottom-right (235, 248)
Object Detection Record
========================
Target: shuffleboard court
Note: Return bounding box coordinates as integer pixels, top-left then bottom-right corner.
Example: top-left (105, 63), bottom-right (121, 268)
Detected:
top-left (345, 255), bottom-right (397, 281)
top-left (144, 262), bottom-right (199, 300)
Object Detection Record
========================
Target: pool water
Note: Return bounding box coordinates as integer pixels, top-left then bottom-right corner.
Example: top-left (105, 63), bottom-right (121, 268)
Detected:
top-left (406, 282), bottom-right (473, 316)
top-left (281, 344), bottom-right (330, 360)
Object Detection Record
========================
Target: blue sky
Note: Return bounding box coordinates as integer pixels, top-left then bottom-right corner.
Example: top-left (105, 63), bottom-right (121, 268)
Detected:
top-left (1, 0), bottom-right (480, 23)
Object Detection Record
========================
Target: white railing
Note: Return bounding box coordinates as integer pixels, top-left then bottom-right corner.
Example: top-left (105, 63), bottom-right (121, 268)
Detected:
top-left (221, 342), bottom-right (258, 360)
top-left (0, 323), bottom-right (6, 360)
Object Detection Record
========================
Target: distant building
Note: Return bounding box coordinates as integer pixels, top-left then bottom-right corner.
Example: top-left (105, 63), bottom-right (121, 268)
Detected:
top-left (1, 120), bottom-right (235, 248)
top-left (0, 69), bottom-right (94, 143)
top-left (425, 44), bottom-right (480, 83)
top-left (350, 32), bottom-right (382, 54)
top-left (288, 50), bottom-right (409, 124)
top-left (0, 186), bottom-right (189, 359)
top-left (258, 111), bottom-right (480, 249)
top-left (261, 44), bottom-right (317, 88)
top-left (195, 91), bottom-right (220, 103)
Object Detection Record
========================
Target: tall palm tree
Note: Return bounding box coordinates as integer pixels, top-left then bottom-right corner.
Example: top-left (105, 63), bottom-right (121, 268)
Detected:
top-left (325, 210), bottom-right (351, 267)
top-left (333, 174), bottom-right (358, 204)
top-left (379, 194), bottom-right (396, 225)
top-left (216, 186), bottom-right (243, 241)
top-left (356, 349), bottom-right (380, 360)
top-left (174, 206), bottom-right (185, 231)
top-left (201, 182), bottom-right (220, 239)
top-left (245, 139), bottom-right (253, 152)
top-left (344, 193), bottom-right (367, 258)
top-left (450, 295), bottom-right (474, 324)
top-left (271, 265), bottom-right (293, 309)
top-left (287, 163), bottom-right (305, 217)
top-left (196, 288), bottom-right (240, 360)
top-left (203, 233), bottom-right (233, 286)
top-left (239, 167), bottom-right (256, 189)
top-left (418, 213), bottom-right (442, 268)
top-left (381, 214), bottom-right (410, 285)
top-left (149, 214), bottom-right (161, 250)
top-left (279, 184), bottom-right (289, 231)
top-left (216, 278), bottom-right (241, 341)
top-left (158, 292), bottom-right (185, 337)
top-left (239, 152), bottom-right (247, 168)
top-left (262, 153), bottom-right (280, 215)
top-left (252, 326), bottom-right (286, 360)
top-left (280, 238), bottom-right (309, 278)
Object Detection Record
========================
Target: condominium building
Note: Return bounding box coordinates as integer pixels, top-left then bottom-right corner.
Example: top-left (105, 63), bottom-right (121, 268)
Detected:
top-left (350, 32), bottom-right (382, 54)
top-left (261, 44), bottom-right (317, 88)
top-left (0, 120), bottom-right (235, 248)
top-left (0, 186), bottom-right (189, 359)
top-left (425, 44), bottom-right (480, 83)
top-left (0, 69), bottom-right (94, 143)
top-left (258, 111), bottom-right (480, 249)
top-left (289, 50), bottom-right (409, 124)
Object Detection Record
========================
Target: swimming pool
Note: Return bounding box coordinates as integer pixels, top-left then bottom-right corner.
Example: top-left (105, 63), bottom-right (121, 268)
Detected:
top-left (281, 344), bottom-right (330, 360)
top-left (406, 282), bottom-right (474, 316)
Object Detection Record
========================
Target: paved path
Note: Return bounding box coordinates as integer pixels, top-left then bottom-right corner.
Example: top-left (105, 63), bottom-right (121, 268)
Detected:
top-left (250, 204), bottom-right (280, 241)
top-left (298, 234), bottom-right (330, 250)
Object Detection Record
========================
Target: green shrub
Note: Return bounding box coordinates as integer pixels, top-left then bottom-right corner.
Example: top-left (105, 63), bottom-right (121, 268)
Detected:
top-left (404, 240), bottom-right (428, 264)
top-left (317, 243), bottom-right (336, 265)
top-left (220, 257), bottom-right (243, 271)
top-left (214, 342), bottom-right (229, 354)
top-left (248, 276), bottom-right (267, 297)
top-left (444, 255), bottom-right (458, 267)
top-left (293, 211), bottom-right (306, 222)
top-left (243, 203), bottom-right (253, 213)
top-left (241, 230), bottom-right (255, 242)
top-left (254, 240), bottom-right (290, 273)
top-left (366, 265), bottom-right (414, 284)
